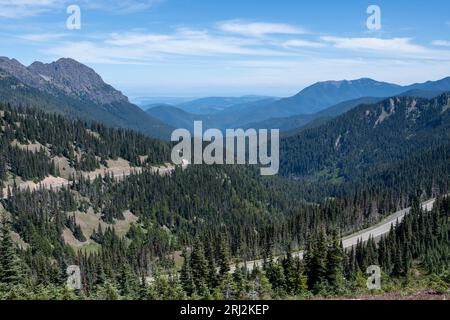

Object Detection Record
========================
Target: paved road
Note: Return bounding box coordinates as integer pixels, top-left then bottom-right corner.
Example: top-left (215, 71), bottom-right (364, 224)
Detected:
top-left (230, 198), bottom-right (437, 272)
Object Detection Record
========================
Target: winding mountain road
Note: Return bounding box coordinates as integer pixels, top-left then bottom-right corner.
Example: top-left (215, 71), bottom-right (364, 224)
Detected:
top-left (230, 198), bottom-right (438, 272)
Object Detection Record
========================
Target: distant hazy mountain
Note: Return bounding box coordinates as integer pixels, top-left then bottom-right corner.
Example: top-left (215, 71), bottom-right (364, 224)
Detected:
top-left (148, 82), bottom-right (450, 134)
top-left (144, 103), bottom-right (176, 110)
top-left (242, 80), bottom-right (450, 132)
top-left (135, 97), bottom-right (195, 107)
top-left (177, 95), bottom-right (276, 114)
top-left (0, 57), bottom-right (172, 139)
top-left (248, 78), bottom-right (403, 119)
top-left (146, 104), bottom-right (213, 132)
top-left (152, 78), bottom-right (408, 131)
top-left (148, 98), bottom-right (278, 132)
top-left (246, 97), bottom-right (384, 132)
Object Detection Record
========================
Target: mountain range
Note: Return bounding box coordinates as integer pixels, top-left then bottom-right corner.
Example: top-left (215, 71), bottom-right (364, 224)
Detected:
top-left (147, 77), bottom-right (450, 133)
top-left (175, 95), bottom-right (276, 114)
top-left (2, 56), bottom-right (450, 143)
top-left (0, 57), bottom-right (173, 140)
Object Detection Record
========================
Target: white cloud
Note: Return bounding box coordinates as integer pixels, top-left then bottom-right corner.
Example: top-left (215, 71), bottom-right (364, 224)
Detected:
top-left (42, 31), bottom-right (450, 67)
top-left (44, 41), bottom-right (154, 64)
top-left (81, 0), bottom-right (163, 14)
top-left (46, 29), bottom-right (293, 64)
top-left (0, 0), bottom-right (161, 18)
top-left (217, 20), bottom-right (306, 37)
top-left (0, 0), bottom-right (65, 18)
top-left (19, 33), bottom-right (66, 42)
top-left (103, 30), bottom-right (268, 56)
top-left (432, 40), bottom-right (450, 47)
top-left (321, 36), bottom-right (450, 60)
top-left (283, 39), bottom-right (326, 48)
top-left (321, 36), bottom-right (424, 53)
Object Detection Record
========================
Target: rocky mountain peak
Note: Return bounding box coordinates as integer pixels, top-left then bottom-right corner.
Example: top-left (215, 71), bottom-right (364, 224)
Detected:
top-left (27, 58), bottom-right (128, 105)
top-left (0, 56), bottom-right (129, 105)
top-left (0, 56), bottom-right (48, 87)
top-left (0, 56), bottom-right (171, 139)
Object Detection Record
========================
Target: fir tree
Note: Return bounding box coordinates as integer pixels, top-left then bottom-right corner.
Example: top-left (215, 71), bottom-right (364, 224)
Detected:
top-left (0, 217), bottom-right (22, 286)
top-left (189, 238), bottom-right (209, 297)
top-left (180, 249), bottom-right (195, 296)
top-left (218, 237), bottom-right (230, 277)
top-left (305, 228), bottom-right (328, 292)
top-left (326, 231), bottom-right (345, 293)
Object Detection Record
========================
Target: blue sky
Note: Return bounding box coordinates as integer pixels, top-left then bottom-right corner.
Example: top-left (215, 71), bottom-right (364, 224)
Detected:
top-left (1, 0), bottom-right (450, 99)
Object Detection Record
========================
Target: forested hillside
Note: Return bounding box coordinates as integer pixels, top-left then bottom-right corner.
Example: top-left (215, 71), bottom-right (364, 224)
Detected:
top-left (1, 186), bottom-right (448, 299)
top-left (280, 93), bottom-right (450, 202)
top-left (0, 102), bottom-right (171, 192)
top-left (0, 94), bottom-right (448, 300)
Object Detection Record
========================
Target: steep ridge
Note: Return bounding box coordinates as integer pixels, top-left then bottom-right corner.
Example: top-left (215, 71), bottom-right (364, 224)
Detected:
top-left (280, 92), bottom-right (450, 182)
top-left (0, 57), bottom-right (173, 140)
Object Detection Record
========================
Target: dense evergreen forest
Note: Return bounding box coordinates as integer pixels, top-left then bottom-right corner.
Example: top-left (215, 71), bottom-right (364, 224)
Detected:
top-left (0, 96), bottom-right (448, 300)
top-left (280, 93), bottom-right (450, 201)
top-left (1, 194), bottom-right (448, 299)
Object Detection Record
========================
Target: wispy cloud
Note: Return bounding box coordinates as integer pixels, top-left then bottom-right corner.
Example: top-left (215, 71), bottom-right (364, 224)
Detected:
top-left (321, 36), bottom-right (450, 60)
top-left (283, 39), bottom-right (326, 48)
top-left (217, 20), bottom-right (306, 37)
top-left (46, 28), bottom-right (293, 64)
top-left (103, 28), bottom-right (286, 56)
top-left (44, 41), bottom-right (154, 64)
top-left (41, 30), bottom-right (450, 66)
top-left (0, 0), bottom-right (65, 18)
top-left (19, 32), bottom-right (66, 42)
top-left (321, 37), bottom-right (424, 53)
top-left (0, 0), bottom-right (162, 18)
top-left (81, 0), bottom-right (163, 14)
top-left (432, 40), bottom-right (450, 47)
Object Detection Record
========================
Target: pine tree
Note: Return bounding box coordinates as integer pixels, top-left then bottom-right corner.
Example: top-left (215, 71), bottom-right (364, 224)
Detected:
top-left (326, 230), bottom-right (345, 294)
top-left (189, 238), bottom-right (209, 297)
top-left (218, 237), bottom-right (230, 277)
top-left (117, 264), bottom-right (139, 299)
top-left (0, 217), bottom-right (22, 286)
top-left (232, 268), bottom-right (247, 299)
top-left (94, 260), bottom-right (106, 287)
top-left (180, 249), bottom-right (195, 296)
top-left (265, 260), bottom-right (286, 296)
top-left (205, 242), bottom-right (219, 289)
top-left (305, 228), bottom-right (328, 292)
